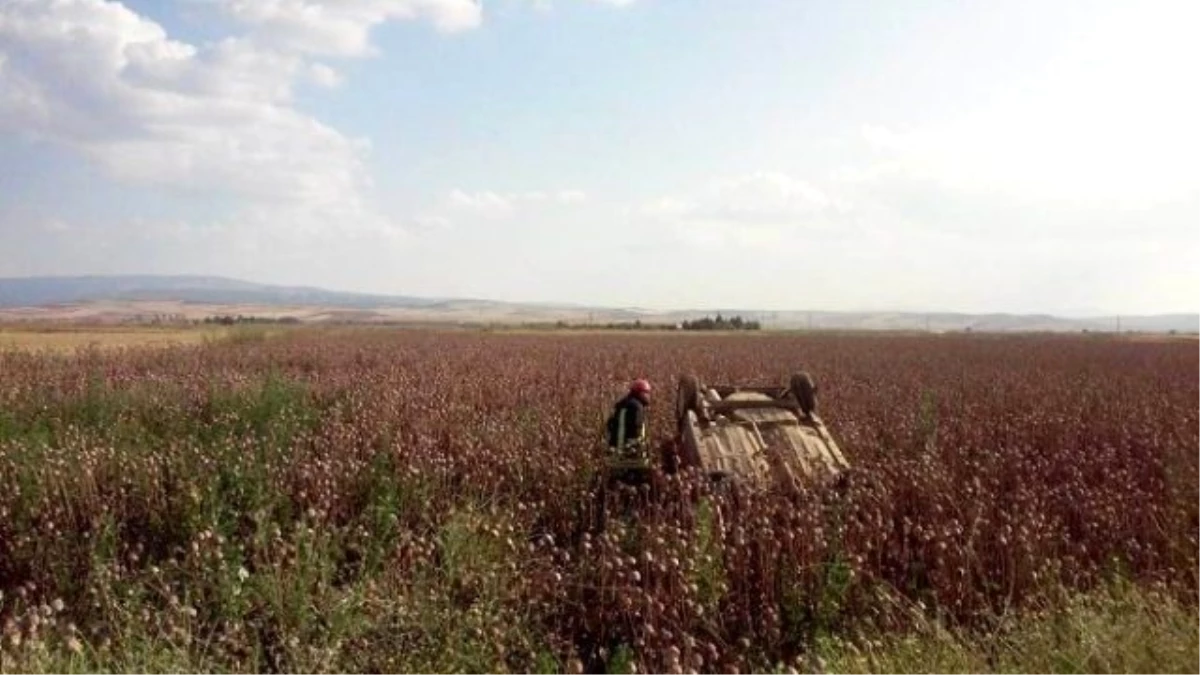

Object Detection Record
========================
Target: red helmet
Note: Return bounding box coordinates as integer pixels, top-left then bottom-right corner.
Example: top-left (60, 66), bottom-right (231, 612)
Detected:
top-left (630, 378), bottom-right (652, 395)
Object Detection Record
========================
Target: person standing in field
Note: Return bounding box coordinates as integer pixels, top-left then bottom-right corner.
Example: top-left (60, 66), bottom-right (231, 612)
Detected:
top-left (592, 378), bottom-right (655, 532)
top-left (606, 378), bottom-right (652, 464)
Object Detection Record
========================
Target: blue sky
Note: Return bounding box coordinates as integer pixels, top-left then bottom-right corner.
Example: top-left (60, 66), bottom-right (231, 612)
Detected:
top-left (0, 0), bottom-right (1196, 314)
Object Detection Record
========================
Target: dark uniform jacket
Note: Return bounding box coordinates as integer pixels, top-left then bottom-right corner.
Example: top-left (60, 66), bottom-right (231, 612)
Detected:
top-left (606, 394), bottom-right (648, 451)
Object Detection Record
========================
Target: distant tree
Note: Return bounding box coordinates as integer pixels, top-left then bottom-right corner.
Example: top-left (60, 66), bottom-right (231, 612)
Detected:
top-left (680, 314), bottom-right (760, 331)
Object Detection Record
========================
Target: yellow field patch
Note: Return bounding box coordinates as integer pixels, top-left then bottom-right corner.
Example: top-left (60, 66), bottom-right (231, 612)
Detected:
top-left (0, 324), bottom-right (226, 352)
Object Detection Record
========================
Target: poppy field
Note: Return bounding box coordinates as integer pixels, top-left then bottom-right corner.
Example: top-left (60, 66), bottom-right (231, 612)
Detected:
top-left (0, 328), bottom-right (1196, 672)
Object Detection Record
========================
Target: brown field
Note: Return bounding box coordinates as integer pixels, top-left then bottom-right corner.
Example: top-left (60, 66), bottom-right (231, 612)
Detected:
top-left (0, 327), bottom-right (1195, 673)
top-left (0, 299), bottom-right (621, 326)
top-left (0, 324), bottom-right (229, 352)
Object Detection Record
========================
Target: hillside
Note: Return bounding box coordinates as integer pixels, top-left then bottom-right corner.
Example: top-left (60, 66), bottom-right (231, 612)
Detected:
top-left (0, 275), bottom-right (438, 309)
top-left (0, 275), bottom-right (1194, 333)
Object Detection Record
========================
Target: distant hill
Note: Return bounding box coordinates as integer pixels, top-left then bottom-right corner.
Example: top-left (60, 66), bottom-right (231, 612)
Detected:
top-left (697, 310), bottom-right (1200, 334)
top-left (0, 275), bottom-right (439, 309)
top-left (0, 275), bottom-right (1195, 333)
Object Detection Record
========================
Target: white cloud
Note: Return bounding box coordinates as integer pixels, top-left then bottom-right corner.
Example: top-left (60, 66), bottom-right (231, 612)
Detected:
top-left (528, 0), bottom-right (639, 8)
top-left (709, 172), bottom-right (834, 218)
top-left (859, 124), bottom-right (907, 153)
top-left (0, 0), bottom-right (580, 295)
top-left (847, 4), bottom-right (1200, 211)
top-left (640, 172), bottom-right (845, 251)
top-left (548, 189), bottom-right (588, 204)
top-left (215, 0), bottom-right (483, 57)
top-left (0, 0), bottom-right (487, 246)
top-left (0, 204), bottom-right (411, 291)
top-left (648, 170), bottom-right (844, 234)
top-left (435, 188), bottom-right (588, 220)
top-left (447, 189), bottom-right (516, 217)
top-left (648, 172), bottom-right (837, 224)
top-left (0, 0), bottom-right (372, 213)
top-left (308, 62), bottom-right (342, 88)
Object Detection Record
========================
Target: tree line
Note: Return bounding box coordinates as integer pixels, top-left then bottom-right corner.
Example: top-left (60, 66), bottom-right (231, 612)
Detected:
top-left (680, 314), bottom-right (761, 331)
top-left (201, 315), bottom-right (301, 326)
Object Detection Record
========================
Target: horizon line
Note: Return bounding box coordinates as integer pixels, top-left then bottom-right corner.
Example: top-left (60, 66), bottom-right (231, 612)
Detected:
top-left (0, 272), bottom-right (1196, 319)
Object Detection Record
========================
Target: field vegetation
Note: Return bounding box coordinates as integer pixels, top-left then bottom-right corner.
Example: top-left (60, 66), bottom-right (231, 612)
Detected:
top-left (0, 324), bottom-right (250, 353)
top-left (0, 328), bottom-right (1195, 673)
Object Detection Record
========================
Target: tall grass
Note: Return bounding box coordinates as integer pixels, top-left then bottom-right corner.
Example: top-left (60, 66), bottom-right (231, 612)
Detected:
top-left (0, 330), bottom-right (1195, 673)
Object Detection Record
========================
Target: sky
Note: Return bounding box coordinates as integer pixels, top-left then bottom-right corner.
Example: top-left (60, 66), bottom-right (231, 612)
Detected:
top-left (0, 0), bottom-right (1196, 315)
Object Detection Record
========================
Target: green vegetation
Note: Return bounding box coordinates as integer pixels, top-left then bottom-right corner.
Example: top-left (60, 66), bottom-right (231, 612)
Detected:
top-left (4, 566), bottom-right (1194, 673)
top-left (201, 314), bottom-right (302, 325)
top-left (813, 579), bottom-right (1199, 674)
top-left (680, 313), bottom-right (762, 330)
